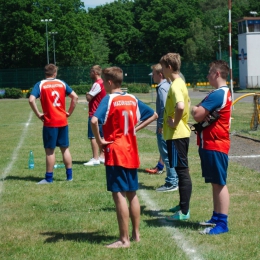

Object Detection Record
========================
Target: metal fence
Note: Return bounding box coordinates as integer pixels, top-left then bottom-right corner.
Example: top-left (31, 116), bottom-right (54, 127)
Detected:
top-left (0, 60), bottom-right (239, 89)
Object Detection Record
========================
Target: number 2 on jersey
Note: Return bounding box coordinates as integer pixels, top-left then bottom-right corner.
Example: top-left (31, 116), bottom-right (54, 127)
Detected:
top-left (52, 91), bottom-right (61, 107)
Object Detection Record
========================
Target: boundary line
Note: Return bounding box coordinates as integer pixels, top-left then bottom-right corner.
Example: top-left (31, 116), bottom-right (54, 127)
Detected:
top-left (139, 190), bottom-right (204, 260)
top-left (0, 112), bottom-right (33, 196)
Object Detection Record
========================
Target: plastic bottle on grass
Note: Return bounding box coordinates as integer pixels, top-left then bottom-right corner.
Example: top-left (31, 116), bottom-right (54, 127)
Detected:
top-left (54, 164), bottom-right (65, 169)
top-left (28, 150), bottom-right (35, 169)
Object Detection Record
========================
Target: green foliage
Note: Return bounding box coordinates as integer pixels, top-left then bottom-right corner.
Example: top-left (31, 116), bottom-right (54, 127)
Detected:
top-left (26, 88), bottom-right (33, 98)
top-left (70, 84), bottom-right (91, 95)
top-left (127, 83), bottom-right (150, 93)
top-left (3, 88), bottom-right (23, 99)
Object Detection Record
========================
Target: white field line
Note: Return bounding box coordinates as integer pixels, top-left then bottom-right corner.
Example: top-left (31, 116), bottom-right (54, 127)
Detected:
top-left (139, 190), bottom-right (204, 260)
top-left (0, 112), bottom-right (33, 196)
top-left (229, 155), bottom-right (260, 158)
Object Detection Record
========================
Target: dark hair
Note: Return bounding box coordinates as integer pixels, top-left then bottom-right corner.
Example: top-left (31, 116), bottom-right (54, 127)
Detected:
top-left (209, 60), bottom-right (229, 79)
top-left (45, 64), bottom-right (58, 77)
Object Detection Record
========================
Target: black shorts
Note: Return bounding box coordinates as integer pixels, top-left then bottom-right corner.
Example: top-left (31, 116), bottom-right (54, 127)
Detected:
top-left (166, 138), bottom-right (189, 168)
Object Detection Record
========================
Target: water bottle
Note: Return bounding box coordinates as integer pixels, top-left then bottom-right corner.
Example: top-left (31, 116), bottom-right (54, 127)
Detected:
top-left (54, 164), bottom-right (65, 169)
top-left (28, 150), bottom-right (35, 169)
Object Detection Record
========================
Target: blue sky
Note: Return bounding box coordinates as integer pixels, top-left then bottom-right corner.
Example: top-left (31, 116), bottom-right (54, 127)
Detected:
top-left (82, 0), bottom-right (115, 9)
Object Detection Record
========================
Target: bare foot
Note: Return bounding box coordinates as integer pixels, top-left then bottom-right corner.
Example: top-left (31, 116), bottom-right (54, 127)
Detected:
top-left (131, 232), bottom-right (140, 242)
top-left (106, 240), bottom-right (130, 248)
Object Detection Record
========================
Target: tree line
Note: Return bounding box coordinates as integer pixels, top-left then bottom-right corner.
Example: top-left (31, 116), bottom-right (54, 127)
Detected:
top-left (0, 0), bottom-right (259, 69)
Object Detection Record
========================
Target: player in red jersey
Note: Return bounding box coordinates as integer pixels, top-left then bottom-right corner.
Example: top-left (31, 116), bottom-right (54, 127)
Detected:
top-left (91, 67), bottom-right (158, 248)
top-left (84, 65), bottom-right (107, 166)
top-left (192, 60), bottom-right (232, 235)
top-left (29, 64), bottom-right (78, 184)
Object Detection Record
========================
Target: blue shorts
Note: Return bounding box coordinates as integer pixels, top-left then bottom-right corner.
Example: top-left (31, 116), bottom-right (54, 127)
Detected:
top-left (88, 116), bottom-right (104, 139)
top-left (199, 147), bottom-right (228, 185)
top-left (43, 126), bottom-right (69, 149)
top-left (106, 166), bottom-right (138, 192)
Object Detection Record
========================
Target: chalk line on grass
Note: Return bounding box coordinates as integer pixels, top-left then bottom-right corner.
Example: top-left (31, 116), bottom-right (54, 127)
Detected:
top-left (139, 189), bottom-right (204, 260)
top-left (229, 155), bottom-right (260, 158)
top-left (0, 112), bottom-right (33, 195)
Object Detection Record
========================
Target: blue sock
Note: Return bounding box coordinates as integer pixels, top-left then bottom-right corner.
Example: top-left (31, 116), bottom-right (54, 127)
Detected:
top-left (66, 168), bottom-right (72, 180)
top-left (209, 213), bottom-right (229, 235)
top-left (209, 211), bottom-right (218, 223)
top-left (45, 172), bottom-right (53, 183)
top-left (157, 161), bottom-right (164, 170)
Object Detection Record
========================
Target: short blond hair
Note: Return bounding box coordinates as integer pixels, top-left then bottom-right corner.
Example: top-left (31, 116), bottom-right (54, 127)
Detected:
top-left (102, 67), bottom-right (123, 87)
top-left (209, 60), bottom-right (229, 80)
top-left (159, 53), bottom-right (181, 73)
top-left (91, 65), bottom-right (102, 76)
top-left (151, 63), bottom-right (163, 74)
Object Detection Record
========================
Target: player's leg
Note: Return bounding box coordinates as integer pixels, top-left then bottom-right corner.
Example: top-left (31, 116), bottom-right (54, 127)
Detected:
top-left (126, 191), bottom-right (140, 242)
top-left (106, 191), bottom-right (130, 248)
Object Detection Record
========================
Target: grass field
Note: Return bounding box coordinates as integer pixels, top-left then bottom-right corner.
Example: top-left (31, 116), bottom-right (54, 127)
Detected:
top-left (0, 96), bottom-right (259, 260)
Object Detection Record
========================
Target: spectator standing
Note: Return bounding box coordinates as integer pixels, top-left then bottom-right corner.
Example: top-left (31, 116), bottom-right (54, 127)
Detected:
top-left (145, 63), bottom-right (179, 192)
top-left (191, 60), bottom-right (232, 235)
top-left (29, 64), bottom-right (78, 184)
top-left (159, 53), bottom-right (192, 221)
top-left (84, 65), bottom-right (106, 166)
top-left (91, 66), bottom-right (158, 248)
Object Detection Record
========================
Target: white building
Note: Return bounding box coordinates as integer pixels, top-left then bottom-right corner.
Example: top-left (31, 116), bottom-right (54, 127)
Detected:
top-left (237, 17), bottom-right (260, 89)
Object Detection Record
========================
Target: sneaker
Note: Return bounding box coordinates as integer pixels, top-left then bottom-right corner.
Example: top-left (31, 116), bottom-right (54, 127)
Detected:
top-left (66, 178), bottom-right (73, 181)
top-left (37, 179), bottom-right (53, 184)
top-left (99, 157), bottom-right (105, 164)
top-left (145, 166), bottom-right (164, 174)
top-left (199, 225), bottom-right (229, 235)
top-left (83, 158), bottom-right (100, 166)
top-left (156, 183), bottom-right (178, 192)
top-left (199, 219), bottom-right (217, 227)
top-left (169, 205), bottom-right (181, 213)
top-left (165, 210), bottom-right (190, 221)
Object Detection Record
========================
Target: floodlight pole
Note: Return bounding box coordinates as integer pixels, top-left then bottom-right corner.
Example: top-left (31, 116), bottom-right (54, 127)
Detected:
top-left (41, 19), bottom-right (52, 64)
top-left (49, 32), bottom-right (58, 65)
top-left (214, 25), bottom-right (222, 60)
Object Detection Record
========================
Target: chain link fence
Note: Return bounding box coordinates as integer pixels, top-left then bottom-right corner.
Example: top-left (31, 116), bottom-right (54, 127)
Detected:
top-left (0, 60), bottom-right (239, 89)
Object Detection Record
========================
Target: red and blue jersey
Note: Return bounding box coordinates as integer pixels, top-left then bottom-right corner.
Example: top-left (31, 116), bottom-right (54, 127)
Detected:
top-left (31, 78), bottom-right (73, 127)
top-left (88, 78), bottom-right (106, 116)
top-left (94, 93), bottom-right (154, 168)
top-left (197, 87), bottom-right (232, 154)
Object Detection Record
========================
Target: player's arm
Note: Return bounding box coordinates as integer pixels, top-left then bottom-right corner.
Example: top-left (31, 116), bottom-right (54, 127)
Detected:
top-left (91, 116), bottom-right (112, 148)
top-left (167, 101), bottom-right (184, 128)
top-left (86, 83), bottom-right (101, 102)
top-left (191, 105), bottom-right (210, 122)
top-left (67, 91), bottom-right (78, 117)
top-left (28, 95), bottom-right (44, 122)
top-left (136, 112), bottom-right (158, 132)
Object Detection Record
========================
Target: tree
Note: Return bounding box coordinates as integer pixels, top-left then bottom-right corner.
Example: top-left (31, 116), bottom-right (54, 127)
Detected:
top-left (0, 0), bottom-right (91, 68)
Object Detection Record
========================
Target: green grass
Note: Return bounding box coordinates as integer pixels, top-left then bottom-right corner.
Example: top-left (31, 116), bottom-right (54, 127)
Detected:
top-left (0, 96), bottom-right (260, 260)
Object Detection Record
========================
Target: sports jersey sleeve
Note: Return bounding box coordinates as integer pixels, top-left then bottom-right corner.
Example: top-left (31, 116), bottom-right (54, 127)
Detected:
top-left (61, 80), bottom-right (73, 95)
top-left (89, 82), bottom-right (101, 97)
top-left (201, 89), bottom-right (226, 112)
top-left (137, 99), bottom-right (154, 122)
top-left (93, 95), bottom-right (110, 124)
top-left (31, 82), bottom-right (41, 98)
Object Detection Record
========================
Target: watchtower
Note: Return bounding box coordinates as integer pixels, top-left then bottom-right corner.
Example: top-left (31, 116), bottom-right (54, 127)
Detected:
top-left (237, 17), bottom-right (260, 89)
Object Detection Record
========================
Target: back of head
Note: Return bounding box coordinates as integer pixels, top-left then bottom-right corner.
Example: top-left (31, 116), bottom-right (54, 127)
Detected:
top-left (45, 64), bottom-right (58, 78)
top-left (102, 67), bottom-right (123, 87)
top-left (209, 60), bottom-right (229, 80)
top-left (159, 53), bottom-right (181, 73)
top-left (91, 65), bottom-right (102, 76)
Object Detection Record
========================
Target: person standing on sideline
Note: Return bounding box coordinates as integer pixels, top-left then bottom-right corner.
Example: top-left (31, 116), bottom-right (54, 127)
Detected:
top-left (29, 64), bottom-right (78, 184)
top-left (145, 63), bottom-right (179, 192)
top-left (91, 67), bottom-right (158, 248)
top-left (191, 60), bottom-right (232, 235)
top-left (159, 53), bottom-right (192, 221)
top-left (84, 65), bottom-right (106, 166)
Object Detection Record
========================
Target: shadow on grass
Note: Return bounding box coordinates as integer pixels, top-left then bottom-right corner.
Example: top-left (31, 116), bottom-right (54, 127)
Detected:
top-left (143, 218), bottom-right (200, 231)
top-left (138, 181), bottom-right (155, 190)
top-left (41, 231), bottom-right (114, 244)
top-left (5, 175), bottom-right (42, 182)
